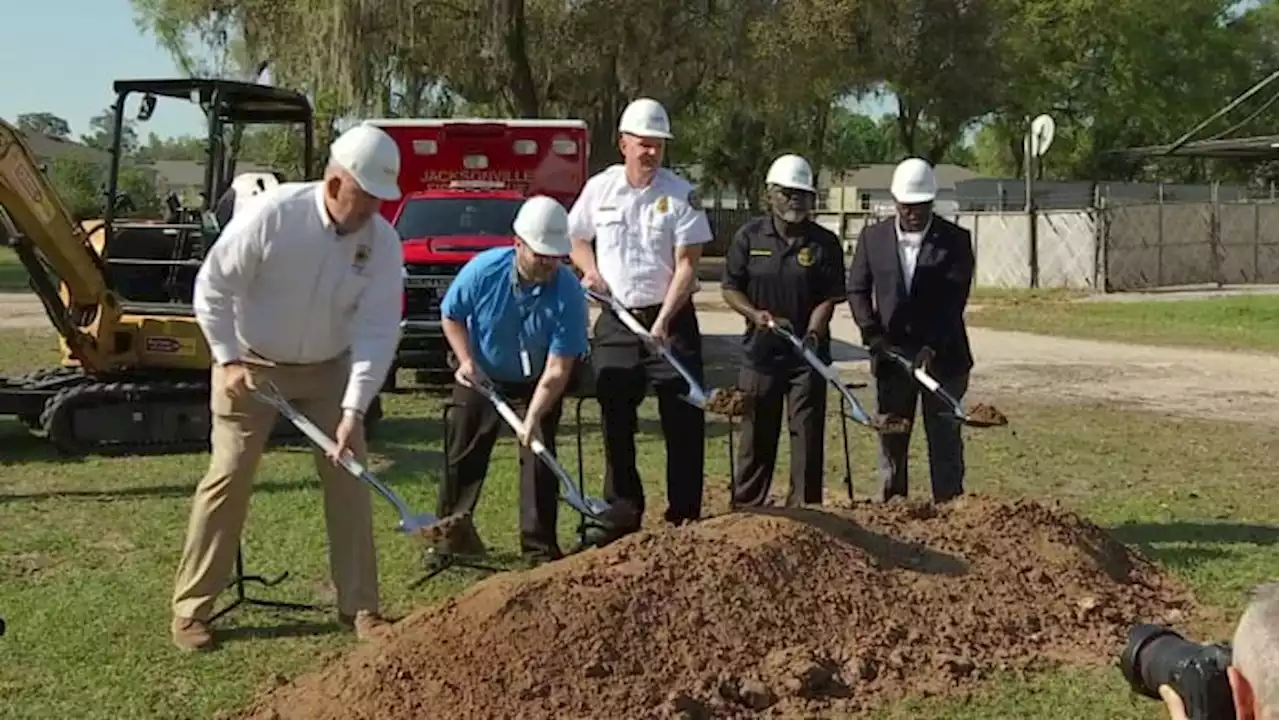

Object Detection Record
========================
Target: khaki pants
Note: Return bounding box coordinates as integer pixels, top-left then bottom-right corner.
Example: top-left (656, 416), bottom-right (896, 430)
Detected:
top-left (171, 352), bottom-right (380, 620)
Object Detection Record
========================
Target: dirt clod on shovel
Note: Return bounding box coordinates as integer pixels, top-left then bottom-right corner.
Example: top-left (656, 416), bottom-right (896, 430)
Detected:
top-left (232, 496), bottom-right (1192, 720)
top-left (967, 403), bottom-right (1009, 426)
top-left (415, 513), bottom-right (486, 556)
top-left (705, 388), bottom-right (751, 417)
top-left (876, 415), bottom-right (912, 435)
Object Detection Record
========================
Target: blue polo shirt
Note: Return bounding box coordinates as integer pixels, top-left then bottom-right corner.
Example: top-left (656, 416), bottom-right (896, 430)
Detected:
top-left (439, 246), bottom-right (590, 383)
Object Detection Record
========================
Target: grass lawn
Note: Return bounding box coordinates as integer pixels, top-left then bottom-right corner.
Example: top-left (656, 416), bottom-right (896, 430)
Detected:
top-left (0, 327), bottom-right (1276, 719)
top-left (0, 246), bottom-right (30, 293)
top-left (966, 289), bottom-right (1278, 353)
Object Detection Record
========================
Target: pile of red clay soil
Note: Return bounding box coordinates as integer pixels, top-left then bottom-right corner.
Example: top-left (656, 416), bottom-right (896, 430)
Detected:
top-left (232, 496), bottom-right (1191, 720)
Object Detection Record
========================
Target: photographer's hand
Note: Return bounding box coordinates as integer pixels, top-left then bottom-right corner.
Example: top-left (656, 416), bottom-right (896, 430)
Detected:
top-left (1158, 685), bottom-right (1189, 720)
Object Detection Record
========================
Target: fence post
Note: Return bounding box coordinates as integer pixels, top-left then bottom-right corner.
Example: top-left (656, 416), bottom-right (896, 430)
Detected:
top-left (1253, 199), bottom-right (1261, 283)
top-left (1156, 182), bottom-right (1164, 287)
top-left (1210, 181), bottom-right (1224, 288)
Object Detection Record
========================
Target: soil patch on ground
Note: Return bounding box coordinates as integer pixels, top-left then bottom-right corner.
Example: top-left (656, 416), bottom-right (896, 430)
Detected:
top-left (231, 496), bottom-right (1192, 720)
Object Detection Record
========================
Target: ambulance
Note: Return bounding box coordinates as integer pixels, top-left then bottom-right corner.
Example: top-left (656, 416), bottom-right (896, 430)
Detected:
top-left (364, 118), bottom-right (591, 384)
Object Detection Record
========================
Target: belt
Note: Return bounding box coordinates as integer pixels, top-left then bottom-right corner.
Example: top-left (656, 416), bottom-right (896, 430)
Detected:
top-left (245, 347), bottom-right (350, 367)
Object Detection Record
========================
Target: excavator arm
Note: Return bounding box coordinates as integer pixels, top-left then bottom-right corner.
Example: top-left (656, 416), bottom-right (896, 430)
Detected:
top-left (0, 119), bottom-right (126, 374)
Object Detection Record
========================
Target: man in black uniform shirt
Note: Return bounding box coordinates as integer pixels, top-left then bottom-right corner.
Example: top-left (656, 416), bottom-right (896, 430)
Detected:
top-left (722, 154), bottom-right (846, 508)
top-left (846, 157), bottom-right (975, 503)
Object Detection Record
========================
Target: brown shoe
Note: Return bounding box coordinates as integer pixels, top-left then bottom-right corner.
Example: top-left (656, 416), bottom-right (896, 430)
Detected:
top-left (171, 616), bottom-right (214, 652)
top-left (339, 610), bottom-right (392, 641)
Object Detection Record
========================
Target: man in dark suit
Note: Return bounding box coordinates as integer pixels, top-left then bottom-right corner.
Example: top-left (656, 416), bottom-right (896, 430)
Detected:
top-left (846, 157), bottom-right (975, 503)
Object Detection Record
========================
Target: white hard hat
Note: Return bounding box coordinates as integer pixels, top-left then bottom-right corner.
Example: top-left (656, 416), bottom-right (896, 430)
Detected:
top-left (328, 123), bottom-right (402, 201)
top-left (618, 98), bottom-right (674, 140)
top-left (765, 154), bottom-right (816, 193)
top-left (512, 195), bottom-right (572, 257)
top-left (229, 171), bottom-right (281, 218)
top-left (889, 157), bottom-right (937, 204)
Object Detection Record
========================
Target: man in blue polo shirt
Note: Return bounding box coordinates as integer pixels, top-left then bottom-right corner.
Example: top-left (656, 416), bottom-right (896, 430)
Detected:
top-left (436, 195), bottom-right (590, 565)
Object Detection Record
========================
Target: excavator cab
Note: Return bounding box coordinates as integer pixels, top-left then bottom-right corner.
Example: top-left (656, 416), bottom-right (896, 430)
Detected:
top-left (97, 78), bottom-right (314, 311)
top-left (0, 78), bottom-right (382, 455)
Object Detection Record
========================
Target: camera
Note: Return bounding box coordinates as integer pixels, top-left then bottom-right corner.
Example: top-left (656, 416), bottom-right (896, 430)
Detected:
top-left (1120, 623), bottom-right (1235, 720)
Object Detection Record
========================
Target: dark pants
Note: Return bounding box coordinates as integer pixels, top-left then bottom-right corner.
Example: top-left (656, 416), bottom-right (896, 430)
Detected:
top-left (874, 364), bottom-right (969, 502)
top-left (733, 364), bottom-right (827, 508)
top-left (591, 302), bottom-right (706, 533)
top-left (438, 380), bottom-right (564, 559)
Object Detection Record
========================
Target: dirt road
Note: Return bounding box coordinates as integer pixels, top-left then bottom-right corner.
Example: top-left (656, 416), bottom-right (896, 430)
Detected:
top-left (3, 289), bottom-right (1273, 425)
top-left (695, 309), bottom-right (1277, 426)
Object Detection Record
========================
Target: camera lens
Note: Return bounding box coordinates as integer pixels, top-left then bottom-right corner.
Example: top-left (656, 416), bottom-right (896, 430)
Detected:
top-left (1121, 623), bottom-right (1201, 699)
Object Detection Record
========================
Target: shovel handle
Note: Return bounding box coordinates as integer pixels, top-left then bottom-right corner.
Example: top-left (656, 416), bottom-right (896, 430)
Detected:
top-left (771, 323), bottom-right (877, 427)
top-left (251, 382), bottom-right (426, 529)
top-left (586, 288), bottom-right (708, 407)
top-left (474, 382), bottom-right (611, 522)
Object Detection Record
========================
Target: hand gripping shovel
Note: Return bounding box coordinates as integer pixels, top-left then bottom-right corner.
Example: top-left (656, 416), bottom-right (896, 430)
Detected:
top-left (251, 380), bottom-right (441, 535)
top-left (880, 349), bottom-right (1009, 428)
top-left (469, 379), bottom-right (618, 526)
top-left (586, 288), bottom-right (749, 417)
top-left (768, 321), bottom-right (882, 431)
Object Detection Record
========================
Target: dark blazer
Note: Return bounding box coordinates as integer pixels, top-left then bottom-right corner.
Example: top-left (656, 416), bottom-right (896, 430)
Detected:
top-left (846, 215), bottom-right (975, 378)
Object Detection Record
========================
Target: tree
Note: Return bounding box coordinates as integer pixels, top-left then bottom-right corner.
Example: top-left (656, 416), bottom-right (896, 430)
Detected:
top-left (17, 112), bottom-right (71, 139)
top-left (81, 107), bottom-right (139, 156)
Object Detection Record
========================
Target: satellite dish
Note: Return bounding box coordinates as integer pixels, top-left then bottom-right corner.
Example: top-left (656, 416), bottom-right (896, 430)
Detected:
top-left (1030, 114), bottom-right (1056, 157)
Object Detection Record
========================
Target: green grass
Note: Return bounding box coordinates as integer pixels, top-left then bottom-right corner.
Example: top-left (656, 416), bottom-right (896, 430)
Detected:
top-left (967, 291), bottom-right (1278, 353)
top-left (0, 328), bottom-right (1275, 719)
top-left (0, 246), bottom-right (30, 293)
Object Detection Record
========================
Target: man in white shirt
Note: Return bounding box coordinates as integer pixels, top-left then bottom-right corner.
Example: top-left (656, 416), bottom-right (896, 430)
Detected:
top-left (170, 123), bottom-right (405, 652)
top-left (846, 157), bottom-right (975, 504)
top-left (567, 98), bottom-right (714, 546)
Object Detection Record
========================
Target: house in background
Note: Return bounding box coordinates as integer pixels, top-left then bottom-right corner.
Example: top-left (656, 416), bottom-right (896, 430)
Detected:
top-left (820, 163), bottom-right (981, 215)
top-left (20, 130), bottom-right (111, 168)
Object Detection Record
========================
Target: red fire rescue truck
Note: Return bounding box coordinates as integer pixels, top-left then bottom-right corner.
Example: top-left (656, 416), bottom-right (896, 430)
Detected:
top-left (363, 118), bottom-right (590, 386)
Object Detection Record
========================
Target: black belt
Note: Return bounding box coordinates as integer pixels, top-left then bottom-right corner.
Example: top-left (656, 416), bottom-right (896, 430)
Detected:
top-left (246, 347), bottom-right (349, 367)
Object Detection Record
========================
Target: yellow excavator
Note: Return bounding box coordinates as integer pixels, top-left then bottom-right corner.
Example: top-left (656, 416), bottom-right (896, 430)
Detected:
top-left (0, 78), bottom-right (382, 455)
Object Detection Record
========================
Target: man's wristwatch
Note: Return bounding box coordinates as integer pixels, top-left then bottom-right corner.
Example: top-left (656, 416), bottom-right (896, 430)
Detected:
top-left (342, 408), bottom-right (364, 422)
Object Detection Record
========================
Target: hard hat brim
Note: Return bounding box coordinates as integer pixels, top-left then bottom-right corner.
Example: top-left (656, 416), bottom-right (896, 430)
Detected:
top-left (622, 129), bottom-right (674, 141)
top-left (355, 176), bottom-right (402, 202)
top-left (770, 181), bottom-right (816, 194)
top-left (517, 232), bottom-right (573, 258)
top-left (891, 190), bottom-right (936, 204)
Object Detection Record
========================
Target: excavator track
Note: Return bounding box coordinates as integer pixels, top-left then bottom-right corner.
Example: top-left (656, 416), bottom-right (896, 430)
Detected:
top-left (15, 369), bottom-right (384, 457)
top-left (38, 377), bottom-right (214, 456)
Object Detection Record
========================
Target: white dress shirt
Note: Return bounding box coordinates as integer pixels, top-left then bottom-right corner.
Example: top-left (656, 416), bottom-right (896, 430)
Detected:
top-left (566, 165), bottom-right (713, 308)
top-left (895, 217), bottom-right (932, 290)
top-left (194, 182), bottom-right (405, 414)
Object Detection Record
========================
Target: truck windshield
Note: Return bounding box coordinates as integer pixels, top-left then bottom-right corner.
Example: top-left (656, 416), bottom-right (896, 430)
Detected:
top-left (395, 197), bottom-right (524, 238)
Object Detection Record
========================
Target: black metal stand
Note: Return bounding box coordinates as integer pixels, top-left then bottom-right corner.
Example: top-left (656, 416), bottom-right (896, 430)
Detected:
top-left (406, 401), bottom-right (505, 589)
top-left (208, 545), bottom-right (324, 624)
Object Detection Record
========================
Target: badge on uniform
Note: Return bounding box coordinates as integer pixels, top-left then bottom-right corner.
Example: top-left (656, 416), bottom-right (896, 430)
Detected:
top-left (353, 244), bottom-right (372, 272)
top-left (656, 196), bottom-right (669, 213)
top-left (796, 247), bottom-right (815, 267)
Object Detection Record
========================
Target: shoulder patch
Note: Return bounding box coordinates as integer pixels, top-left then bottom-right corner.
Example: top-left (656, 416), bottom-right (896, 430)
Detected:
top-left (687, 189), bottom-right (701, 208)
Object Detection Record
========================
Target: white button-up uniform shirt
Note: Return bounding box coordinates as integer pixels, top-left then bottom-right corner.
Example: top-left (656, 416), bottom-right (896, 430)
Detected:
top-left (567, 165), bottom-right (713, 309)
top-left (193, 182), bottom-right (405, 413)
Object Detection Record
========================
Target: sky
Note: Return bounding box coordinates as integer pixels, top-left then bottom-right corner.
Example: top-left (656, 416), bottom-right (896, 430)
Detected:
top-left (2, 0), bottom-right (895, 143)
top-left (2, 0), bottom-right (210, 140)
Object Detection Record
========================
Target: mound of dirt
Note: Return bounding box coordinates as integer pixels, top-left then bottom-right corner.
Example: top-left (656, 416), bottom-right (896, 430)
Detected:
top-left (232, 497), bottom-right (1191, 720)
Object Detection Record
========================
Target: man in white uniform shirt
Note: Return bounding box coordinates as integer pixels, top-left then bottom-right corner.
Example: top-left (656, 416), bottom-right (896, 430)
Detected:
top-left (846, 157), bottom-right (975, 505)
top-left (567, 98), bottom-right (714, 546)
top-left (169, 123), bottom-right (405, 652)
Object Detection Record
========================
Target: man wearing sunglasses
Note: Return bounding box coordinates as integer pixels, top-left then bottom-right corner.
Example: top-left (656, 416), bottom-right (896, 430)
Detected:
top-left (721, 154), bottom-right (846, 509)
top-left (436, 195), bottom-right (590, 567)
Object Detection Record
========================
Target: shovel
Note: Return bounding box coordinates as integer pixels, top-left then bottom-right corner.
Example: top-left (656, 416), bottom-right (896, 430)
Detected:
top-left (585, 287), bottom-right (748, 416)
top-left (768, 321), bottom-right (881, 430)
top-left (879, 349), bottom-right (1009, 428)
top-left (469, 379), bottom-right (617, 526)
top-left (251, 380), bottom-right (441, 535)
